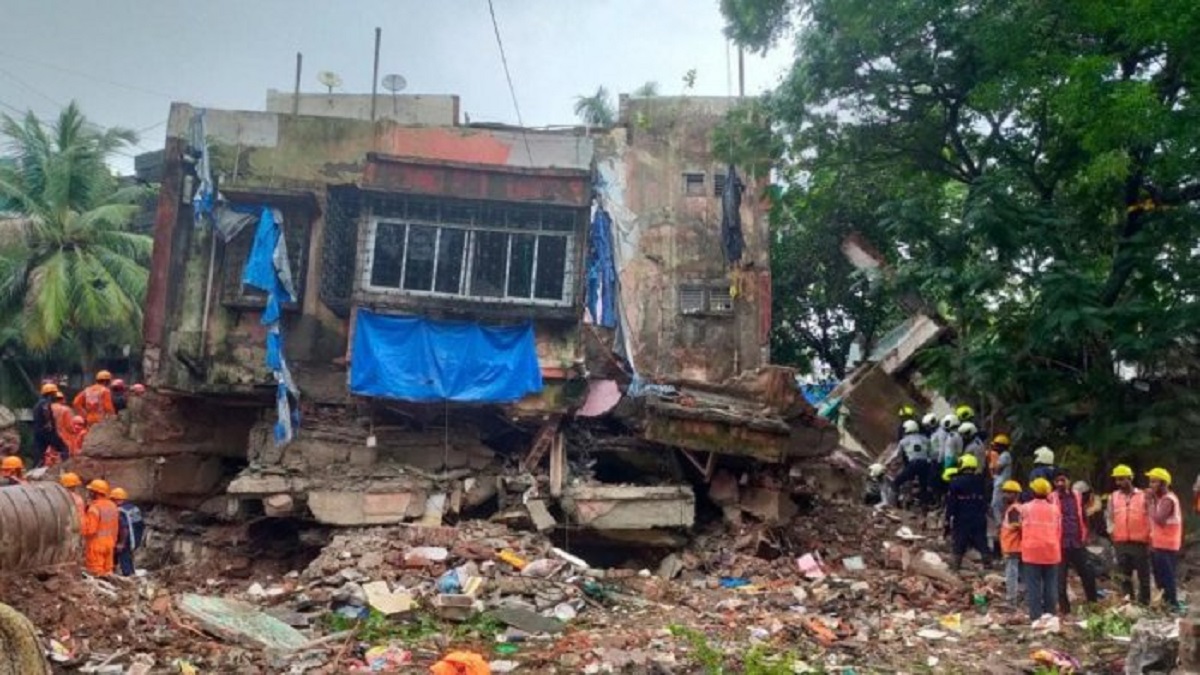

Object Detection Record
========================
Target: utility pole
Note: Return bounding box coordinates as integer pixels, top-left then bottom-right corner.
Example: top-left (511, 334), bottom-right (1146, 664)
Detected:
top-left (738, 47), bottom-right (745, 98)
top-left (292, 52), bottom-right (303, 116)
top-left (371, 28), bottom-right (382, 121)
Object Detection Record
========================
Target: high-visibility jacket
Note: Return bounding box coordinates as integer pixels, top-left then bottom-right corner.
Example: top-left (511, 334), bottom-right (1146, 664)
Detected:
top-left (69, 492), bottom-right (86, 524)
top-left (73, 384), bottom-right (115, 427)
top-left (51, 403), bottom-right (77, 454)
top-left (1021, 498), bottom-right (1062, 565)
top-left (1049, 489), bottom-right (1088, 542)
top-left (1000, 503), bottom-right (1022, 555)
top-left (1150, 492), bottom-right (1183, 552)
top-left (1109, 489), bottom-right (1150, 544)
top-left (82, 497), bottom-right (119, 575)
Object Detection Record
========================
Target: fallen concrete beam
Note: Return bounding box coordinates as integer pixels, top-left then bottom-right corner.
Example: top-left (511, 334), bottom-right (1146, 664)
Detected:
top-left (561, 485), bottom-right (695, 529)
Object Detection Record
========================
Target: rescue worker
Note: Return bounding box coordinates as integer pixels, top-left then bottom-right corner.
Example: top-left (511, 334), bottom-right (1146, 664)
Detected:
top-left (1, 456), bottom-right (27, 486)
top-left (111, 488), bottom-right (143, 576)
top-left (1022, 478), bottom-right (1062, 620)
top-left (33, 383), bottom-right (70, 463)
top-left (921, 413), bottom-right (939, 436)
top-left (892, 419), bottom-right (931, 507)
top-left (71, 416), bottom-right (88, 455)
top-left (1023, 447), bottom-right (1057, 504)
top-left (1146, 467), bottom-right (1182, 611)
top-left (1073, 480), bottom-right (1105, 540)
top-left (81, 479), bottom-right (119, 576)
top-left (928, 415), bottom-right (953, 504)
top-left (896, 404), bottom-right (918, 441)
top-left (947, 454), bottom-right (992, 570)
top-left (864, 463), bottom-right (886, 506)
top-left (1051, 469), bottom-right (1098, 614)
top-left (960, 422), bottom-right (985, 469)
top-left (998, 480), bottom-right (1023, 605)
top-left (940, 414), bottom-right (963, 471)
top-left (131, 383), bottom-right (146, 397)
top-left (955, 404), bottom-right (975, 424)
top-left (989, 435), bottom-right (1014, 532)
top-left (61, 472), bottom-right (87, 522)
top-left (47, 390), bottom-right (75, 466)
top-left (73, 370), bottom-right (116, 427)
top-left (110, 379), bottom-right (128, 413)
top-left (1107, 464), bottom-right (1151, 606)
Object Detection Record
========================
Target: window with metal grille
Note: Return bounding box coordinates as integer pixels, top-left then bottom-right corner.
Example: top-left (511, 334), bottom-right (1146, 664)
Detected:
top-left (683, 172), bottom-right (706, 197)
top-left (679, 284), bottom-right (735, 316)
top-left (364, 197), bottom-right (578, 307)
top-left (319, 187), bottom-right (360, 317)
top-left (713, 172), bottom-right (727, 197)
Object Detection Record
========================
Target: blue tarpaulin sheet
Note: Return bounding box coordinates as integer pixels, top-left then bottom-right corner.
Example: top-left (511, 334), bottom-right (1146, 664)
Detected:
top-left (586, 207), bottom-right (618, 328)
top-left (350, 310), bottom-right (544, 403)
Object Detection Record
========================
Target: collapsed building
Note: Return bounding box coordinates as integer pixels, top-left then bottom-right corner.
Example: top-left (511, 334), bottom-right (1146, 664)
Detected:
top-left (81, 93), bottom-right (839, 539)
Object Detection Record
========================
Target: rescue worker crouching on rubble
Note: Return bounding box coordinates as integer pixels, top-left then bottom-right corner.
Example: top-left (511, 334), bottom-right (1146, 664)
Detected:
top-left (1051, 468), bottom-right (1098, 614)
top-left (74, 370), bottom-right (116, 428)
top-left (33, 383), bottom-right (70, 465)
top-left (81, 479), bottom-right (119, 576)
top-left (1022, 478), bottom-right (1061, 621)
top-left (1107, 464), bottom-right (1151, 606)
top-left (1146, 467), bottom-right (1183, 612)
top-left (111, 487), bottom-right (144, 576)
top-left (947, 454), bottom-right (992, 570)
top-left (892, 419), bottom-right (931, 507)
top-left (998, 480), bottom-right (1023, 606)
top-left (864, 463), bottom-right (886, 506)
top-left (1, 456), bottom-right (27, 486)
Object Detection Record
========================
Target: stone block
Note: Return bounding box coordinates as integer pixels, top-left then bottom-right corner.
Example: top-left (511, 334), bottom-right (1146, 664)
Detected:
top-left (563, 485), bottom-right (695, 529)
top-left (739, 486), bottom-right (798, 524)
top-left (309, 490), bottom-right (424, 526)
top-left (299, 441), bottom-right (350, 469)
top-left (157, 455), bottom-right (225, 496)
top-left (348, 446), bottom-right (378, 467)
top-left (264, 494), bottom-right (295, 517)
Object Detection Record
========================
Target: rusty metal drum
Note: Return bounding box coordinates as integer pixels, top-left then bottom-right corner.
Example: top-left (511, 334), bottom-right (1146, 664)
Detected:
top-left (0, 482), bottom-right (81, 571)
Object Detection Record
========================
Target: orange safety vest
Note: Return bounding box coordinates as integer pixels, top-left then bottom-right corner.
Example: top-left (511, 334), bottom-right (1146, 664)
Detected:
top-left (1049, 489), bottom-right (1088, 542)
top-left (1110, 489), bottom-right (1150, 544)
top-left (82, 498), bottom-right (119, 575)
top-left (70, 492), bottom-right (86, 524)
top-left (1150, 492), bottom-right (1183, 552)
top-left (51, 403), bottom-right (76, 452)
top-left (1000, 502), bottom-right (1022, 555)
top-left (1021, 499), bottom-right (1062, 565)
top-left (74, 384), bottom-right (114, 426)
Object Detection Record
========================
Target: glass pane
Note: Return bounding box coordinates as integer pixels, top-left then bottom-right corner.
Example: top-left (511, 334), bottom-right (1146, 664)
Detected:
top-left (470, 231), bottom-right (508, 297)
top-left (435, 228), bottom-right (466, 294)
top-left (403, 224), bottom-right (436, 291)
top-left (369, 222), bottom-right (406, 288)
top-left (507, 233), bottom-right (536, 298)
top-left (534, 236), bottom-right (568, 301)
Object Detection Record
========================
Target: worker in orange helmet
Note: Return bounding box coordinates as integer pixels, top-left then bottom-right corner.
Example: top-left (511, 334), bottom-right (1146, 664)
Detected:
top-left (73, 371), bottom-right (116, 428)
top-left (34, 382), bottom-right (70, 463)
top-left (81, 479), bottom-right (119, 576)
top-left (61, 472), bottom-right (87, 522)
top-left (1, 456), bottom-right (27, 486)
top-left (47, 390), bottom-right (76, 466)
top-left (70, 416), bottom-right (88, 455)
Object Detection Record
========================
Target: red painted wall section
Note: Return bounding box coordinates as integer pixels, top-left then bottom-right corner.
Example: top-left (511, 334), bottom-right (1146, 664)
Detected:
top-left (376, 127), bottom-right (514, 165)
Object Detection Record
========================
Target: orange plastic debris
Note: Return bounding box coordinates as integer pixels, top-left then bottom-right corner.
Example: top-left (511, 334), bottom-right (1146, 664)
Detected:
top-left (803, 617), bottom-right (838, 647)
top-left (429, 650), bottom-right (490, 675)
top-left (496, 550), bottom-right (527, 570)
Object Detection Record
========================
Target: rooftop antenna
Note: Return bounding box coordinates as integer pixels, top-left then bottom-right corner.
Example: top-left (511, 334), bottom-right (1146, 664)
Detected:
top-left (381, 74), bottom-right (407, 114)
top-left (317, 71), bottom-right (342, 94)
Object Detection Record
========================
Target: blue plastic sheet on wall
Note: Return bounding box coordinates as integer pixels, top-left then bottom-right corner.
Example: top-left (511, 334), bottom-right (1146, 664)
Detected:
top-left (586, 207), bottom-right (618, 328)
top-left (350, 310), bottom-right (544, 403)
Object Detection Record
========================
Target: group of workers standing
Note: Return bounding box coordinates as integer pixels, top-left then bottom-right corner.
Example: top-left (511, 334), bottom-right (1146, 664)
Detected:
top-left (29, 370), bottom-right (141, 467)
top-left (869, 405), bottom-right (1188, 621)
top-left (1, 370), bottom-right (146, 578)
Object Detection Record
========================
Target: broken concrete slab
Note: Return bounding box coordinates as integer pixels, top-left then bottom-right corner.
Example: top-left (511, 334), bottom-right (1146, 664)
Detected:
top-left (561, 485), bottom-right (695, 529)
top-left (739, 486), bottom-right (798, 524)
top-left (307, 490), bottom-right (427, 526)
top-left (489, 606), bottom-right (565, 634)
top-left (526, 499), bottom-right (557, 532)
top-left (263, 494), bottom-right (294, 517)
top-left (177, 594), bottom-right (308, 650)
top-left (361, 581), bottom-right (413, 616)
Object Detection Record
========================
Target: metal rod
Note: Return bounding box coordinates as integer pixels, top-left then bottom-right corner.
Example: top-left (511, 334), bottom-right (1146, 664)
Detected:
top-left (293, 52), bottom-right (302, 116)
top-left (738, 48), bottom-right (745, 98)
top-left (371, 27), bottom-right (382, 121)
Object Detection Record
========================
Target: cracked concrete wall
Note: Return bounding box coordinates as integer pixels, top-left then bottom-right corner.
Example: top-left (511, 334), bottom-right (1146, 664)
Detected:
top-left (594, 97), bottom-right (772, 384)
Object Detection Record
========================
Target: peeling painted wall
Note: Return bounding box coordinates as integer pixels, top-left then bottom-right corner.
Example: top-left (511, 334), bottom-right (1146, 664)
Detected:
top-left (594, 97), bottom-right (772, 383)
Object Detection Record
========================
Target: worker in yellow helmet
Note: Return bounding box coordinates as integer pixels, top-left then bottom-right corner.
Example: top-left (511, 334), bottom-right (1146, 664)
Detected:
top-left (1145, 467), bottom-right (1182, 611)
top-left (946, 454), bottom-right (991, 570)
top-left (1107, 464), bottom-right (1150, 605)
top-left (998, 480), bottom-right (1023, 605)
top-left (1022, 478), bottom-right (1061, 620)
top-left (987, 434), bottom-right (1014, 542)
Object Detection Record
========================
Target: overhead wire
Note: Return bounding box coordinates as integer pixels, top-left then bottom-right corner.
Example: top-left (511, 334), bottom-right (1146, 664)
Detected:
top-left (485, 0), bottom-right (535, 165)
top-left (0, 48), bottom-right (179, 101)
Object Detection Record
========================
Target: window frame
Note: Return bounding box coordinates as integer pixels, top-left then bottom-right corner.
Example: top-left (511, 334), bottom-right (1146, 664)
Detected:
top-left (678, 283), bottom-right (735, 317)
top-left (363, 215), bottom-right (576, 308)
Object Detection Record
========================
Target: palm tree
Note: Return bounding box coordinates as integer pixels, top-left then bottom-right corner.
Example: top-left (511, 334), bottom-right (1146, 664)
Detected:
top-left (573, 86), bottom-right (616, 128)
top-left (0, 102), bottom-right (152, 372)
top-left (632, 81), bottom-right (660, 98)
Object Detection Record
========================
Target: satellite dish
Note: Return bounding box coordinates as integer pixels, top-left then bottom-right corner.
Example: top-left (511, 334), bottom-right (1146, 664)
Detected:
top-left (381, 74), bottom-right (407, 94)
top-left (317, 71), bottom-right (343, 93)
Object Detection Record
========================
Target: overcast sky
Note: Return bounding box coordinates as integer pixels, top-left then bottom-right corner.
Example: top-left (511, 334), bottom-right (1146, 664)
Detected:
top-left (0, 0), bottom-right (793, 172)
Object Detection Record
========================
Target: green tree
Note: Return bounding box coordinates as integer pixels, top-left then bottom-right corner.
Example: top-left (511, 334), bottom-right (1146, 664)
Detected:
top-left (0, 102), bottom-right (153, 373)
top-left (632, 81), bottom-right (660, 98)
top-left (573, 86), bottom-right (616, 128)
top-left (722, 0), bottom-right (1200, 457)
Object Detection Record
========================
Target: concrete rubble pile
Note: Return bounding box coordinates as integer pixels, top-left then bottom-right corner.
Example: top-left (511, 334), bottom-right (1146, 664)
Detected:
top-left (7, 496), bottom-right (1194, 673)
